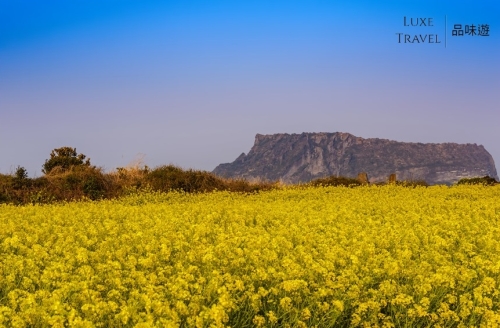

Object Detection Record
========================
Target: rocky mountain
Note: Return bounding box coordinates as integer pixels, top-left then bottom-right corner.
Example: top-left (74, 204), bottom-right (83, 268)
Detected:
top-left (213, 132), bottom-right (498, 185)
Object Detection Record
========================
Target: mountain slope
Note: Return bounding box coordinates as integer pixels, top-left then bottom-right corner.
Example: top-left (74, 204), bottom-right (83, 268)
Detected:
top-left (213, 132), bottom-right (498, 185)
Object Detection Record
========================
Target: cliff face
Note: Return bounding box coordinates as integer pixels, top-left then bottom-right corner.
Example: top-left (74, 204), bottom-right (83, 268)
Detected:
top-left (213, 132), bottom-right (498, 185)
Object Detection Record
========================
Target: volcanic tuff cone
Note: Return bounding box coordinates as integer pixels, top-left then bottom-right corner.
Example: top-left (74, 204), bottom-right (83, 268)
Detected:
top-left (213, 132), bottom-right (498, 185)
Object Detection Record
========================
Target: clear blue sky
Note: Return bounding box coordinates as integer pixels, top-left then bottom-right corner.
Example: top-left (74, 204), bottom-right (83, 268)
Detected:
top-left (1, 1), bottom-right (499, 177)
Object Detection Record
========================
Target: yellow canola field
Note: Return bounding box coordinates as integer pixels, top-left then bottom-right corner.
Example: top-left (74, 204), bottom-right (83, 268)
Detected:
top-left (1, 185), bottom-right (500, 328)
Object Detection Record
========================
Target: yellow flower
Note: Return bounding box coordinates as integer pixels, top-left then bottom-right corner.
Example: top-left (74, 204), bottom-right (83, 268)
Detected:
top-left (267, 311), bottom-right (278, 324)
top-left (252, 315), bottom-right (266, 327)
top-left (1, 184), bottom-right (499, 326)
top-left (280, 297), bottom-right (293, 311)
top-left (332, 300), bottom-right (344, 312)
top-left (301, 308), bottom-right (311, 321)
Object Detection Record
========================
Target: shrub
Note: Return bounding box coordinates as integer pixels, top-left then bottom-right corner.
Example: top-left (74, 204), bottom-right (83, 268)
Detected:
top-left (42, 147), bottom-right (91, 174)
top-left (0, 174), bottom-right (11, 203)
top-left (43, 165), bottom-right (108, 201)
top-left (146, 165), bottom-right (226, 193)
top-left (15, 166), bottom-right (28, 180)
top-left (12, 166), bottom-right (30, 190)
top-left (456, 176), bottom-right (498, 186)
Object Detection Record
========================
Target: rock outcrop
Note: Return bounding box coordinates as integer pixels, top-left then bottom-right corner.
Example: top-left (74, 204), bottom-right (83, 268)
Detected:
top-left (213, 132), bottom-right (498, 185)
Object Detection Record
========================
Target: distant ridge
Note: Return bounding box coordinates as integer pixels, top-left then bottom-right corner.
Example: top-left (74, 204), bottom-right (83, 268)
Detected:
top-left (213, 132), bottom-right (498, 185)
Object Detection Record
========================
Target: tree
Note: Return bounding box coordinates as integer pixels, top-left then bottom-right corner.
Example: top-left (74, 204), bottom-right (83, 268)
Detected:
top-left (15, 166), bottom-right (28, 180)
top-left (12, 166), bottom-right (30, 189)
top-left (42, 147), bottom-right (91, 174)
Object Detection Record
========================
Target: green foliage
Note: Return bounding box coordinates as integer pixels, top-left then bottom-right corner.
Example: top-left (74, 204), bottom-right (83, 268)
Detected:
top-left (45, 166), bottom-right (108, 201)
top-left (82, 174), bottom-right (107, 200)
top-left (42, 147), bottom-right (91, 174)
top-left (13, 166), bottom-right (30, 190)
top-left (15, 166), bottom-right (28, 180)
top-left (456, 175), bottom-right (498, 186)
top-left (145, 165), bottom-right (226, 193)
top-left (145, 165), bottom-right (279, 194)
top-left (0, 192), bottom-right (8, 203)
top-left (29, 189), bottom-right (56, 205)
top-left (0, 174), bottom-right (10, 204)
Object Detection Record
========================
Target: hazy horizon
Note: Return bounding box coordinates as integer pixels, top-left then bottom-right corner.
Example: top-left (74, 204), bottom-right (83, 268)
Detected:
top-left (2, 1), bottom-right (499, 177)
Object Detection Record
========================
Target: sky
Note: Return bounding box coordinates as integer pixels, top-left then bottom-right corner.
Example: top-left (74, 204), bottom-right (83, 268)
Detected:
top-left (1, 0), bottom-right (499, 177)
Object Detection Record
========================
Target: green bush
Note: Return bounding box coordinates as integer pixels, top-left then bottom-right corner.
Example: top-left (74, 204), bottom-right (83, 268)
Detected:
top-left (28, 189), bottom-right (56, 205)
top-left (45, 166), bottom-right (108, 201)
top-left (456, 176), bottom-right (498, 186)
top-left (82, 174), bottom-right (107, 200)
top-left (13, 166), bottom-right (30, 189)
top-left (42, 147), bottom-right (91, 174)
top-left (146, 165), bottom-right (226, 193)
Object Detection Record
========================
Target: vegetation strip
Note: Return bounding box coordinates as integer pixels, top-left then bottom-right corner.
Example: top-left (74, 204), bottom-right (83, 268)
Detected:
top-left (1, 185), bottom-right (499, 326)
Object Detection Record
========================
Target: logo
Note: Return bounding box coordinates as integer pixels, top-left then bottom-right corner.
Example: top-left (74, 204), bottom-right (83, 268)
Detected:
top-left (396, 16), bottom-right (490, 47)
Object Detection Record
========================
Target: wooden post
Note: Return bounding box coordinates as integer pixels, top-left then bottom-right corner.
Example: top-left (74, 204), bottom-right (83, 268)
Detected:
top-left (389, 173), bottom-right (396, 184)
top-left (357, 172), bottom-right (369, 184)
